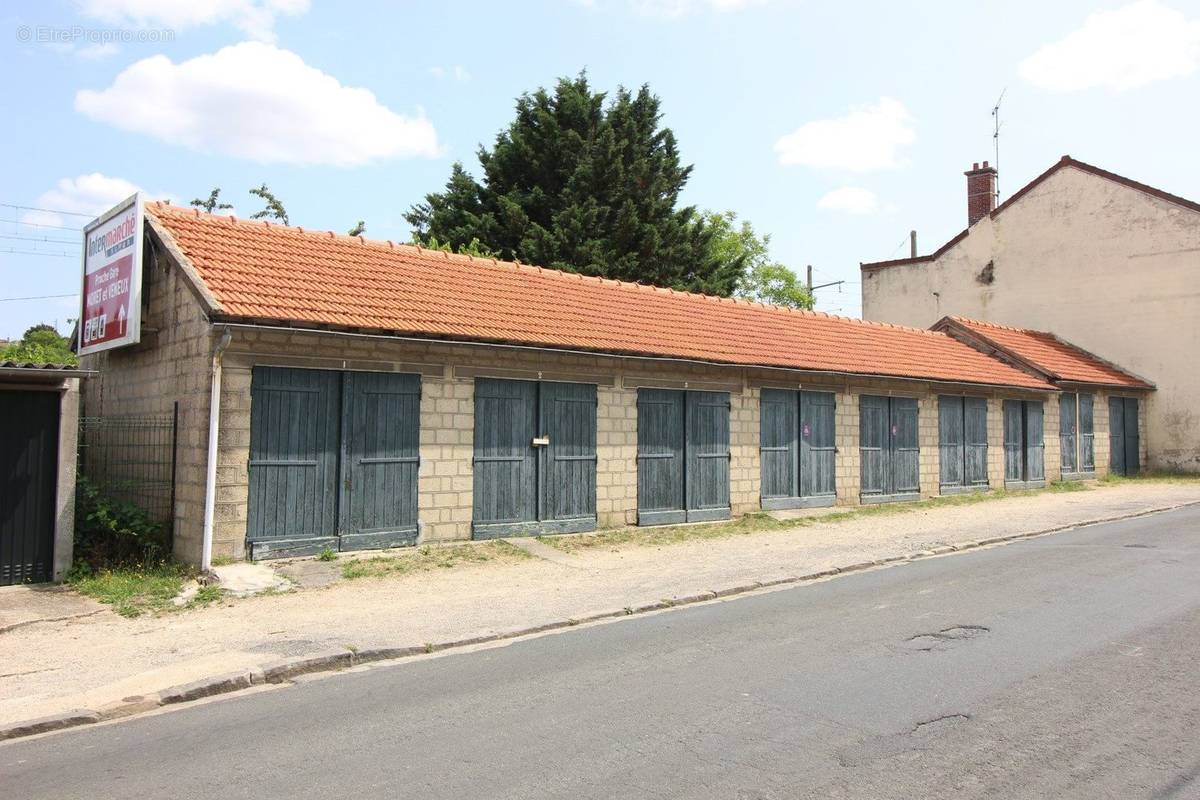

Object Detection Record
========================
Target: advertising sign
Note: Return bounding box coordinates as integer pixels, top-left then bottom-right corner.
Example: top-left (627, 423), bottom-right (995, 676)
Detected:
top-left (79, 194), bottom-right (144, 355)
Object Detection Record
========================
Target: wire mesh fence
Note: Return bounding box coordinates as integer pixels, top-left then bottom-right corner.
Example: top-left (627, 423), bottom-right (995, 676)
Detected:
top-left (77, 404), bottom-right (178, 537)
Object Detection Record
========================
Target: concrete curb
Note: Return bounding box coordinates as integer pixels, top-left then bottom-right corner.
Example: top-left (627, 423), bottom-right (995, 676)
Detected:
top-left (2, 499), bottom-right (1195, 744)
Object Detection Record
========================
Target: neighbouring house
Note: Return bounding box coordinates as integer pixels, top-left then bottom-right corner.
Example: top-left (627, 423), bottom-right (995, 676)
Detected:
top-left (0, 362), bottom-right (89, 584)
top-left (80, 201), bottom-right (1148, 567)
top-left (861, 156), bottom-right (1198, 473)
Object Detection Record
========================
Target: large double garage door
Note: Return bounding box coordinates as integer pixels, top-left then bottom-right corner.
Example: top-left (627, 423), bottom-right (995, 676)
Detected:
top-left (636, 389), bottom-right (731, 524)
top-left (247, 367), bottom-right (421, 559)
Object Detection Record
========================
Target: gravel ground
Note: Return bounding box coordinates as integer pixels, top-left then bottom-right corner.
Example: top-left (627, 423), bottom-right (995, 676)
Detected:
top-left (1, 481), bottom-right (1197, 726)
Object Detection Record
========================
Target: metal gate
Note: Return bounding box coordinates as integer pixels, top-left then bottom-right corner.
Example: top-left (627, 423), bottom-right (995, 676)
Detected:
top-left (938, 396), bottom-right (988, 491)
top-left (859, 395), bottom-right (919, 501)
top-left (472, 378), bottom-right (597, 538)
top-left (0, 391), bottom-right (59, 585)
top-left (1002, 399), bottom-right (1045, 485)
top-left (247, 367), bottom-right (420, 558)
top-left (637, 389), bottom-right (731, 524)
top-left (760, 389), bottom-right (836, 509)
top-left (1108, 396), bottom-right (1140, 476)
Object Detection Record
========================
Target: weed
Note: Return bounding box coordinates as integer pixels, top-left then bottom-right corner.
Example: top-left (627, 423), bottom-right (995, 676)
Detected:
top-left (317, 548), bottom-right (338, 562)
top-left (339, 541), bottom-right (528, 581)
top-left (68, 562), bottom-right (193, 618)
top-left (188, 584), bottom-right (224, 609)
top-left (1100, 471), bottom-right (1200, 485)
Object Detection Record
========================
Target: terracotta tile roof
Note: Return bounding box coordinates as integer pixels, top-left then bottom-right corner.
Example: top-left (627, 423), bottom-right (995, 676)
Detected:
top-left (941, 317), bottom-right (1152, 389)
top-left (146, 202), bottom-right (1054, 391)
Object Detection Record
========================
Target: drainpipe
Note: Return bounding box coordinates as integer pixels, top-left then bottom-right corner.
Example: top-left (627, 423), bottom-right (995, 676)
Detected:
top-left (201, 328), bottom-right (233, 573)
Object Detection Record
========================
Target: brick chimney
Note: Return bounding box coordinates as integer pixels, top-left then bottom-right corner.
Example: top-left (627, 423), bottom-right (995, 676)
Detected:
top-left (965, 160), bottom-right (998, 225)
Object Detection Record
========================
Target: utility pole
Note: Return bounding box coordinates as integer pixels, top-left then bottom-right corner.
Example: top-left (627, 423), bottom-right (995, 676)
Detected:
top-left (992, 88), bottom-right (1006, 203)
top-left (910, 230), bottom-right (917, 258)
top-left (806, 264), bottom-right (844, 299)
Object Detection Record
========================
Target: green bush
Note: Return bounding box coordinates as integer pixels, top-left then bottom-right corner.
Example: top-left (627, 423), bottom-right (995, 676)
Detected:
top-left (74, 477), bottom-right (169, 568)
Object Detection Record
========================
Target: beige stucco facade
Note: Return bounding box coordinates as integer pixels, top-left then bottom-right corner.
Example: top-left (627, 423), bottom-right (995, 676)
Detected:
top-left (862, 163), bottom-right (1197, 472)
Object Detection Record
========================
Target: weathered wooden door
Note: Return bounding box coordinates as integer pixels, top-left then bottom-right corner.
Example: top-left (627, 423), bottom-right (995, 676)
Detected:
top-left (800, 391), bottom-right (837, 499)
top-left (542, 381), bottom-right (598, 528)
top-left (473, 379), bottom-right (597, 537)
top-left (759, 389), bottom-right (797, 504)
top-left (248, 367), bottom-right (341, 558)
top-left (0, 391), bottom-right (58, 585)
top-left (1025, 402), bottom-right (1045, 481)
top-left (1003, 399), bottom-right (1044, 484)
top-left (637, 389), bottom-right (686, 525)
top-left (1079, 394), bottom-right (1095, 471)
top-left (1109, 397), bottom-right (1140, 475)
top-left (860, 395), bottom-right (919, 499)
top-left (473, 378), bottom-right (538, 536)
top-left (637, 388), bottom-right (730, 524)
top-left (1060, 393), bottom-right (1078, 473)
top-left (964, 398), bottom-right (989, 486)
top-left (938, 396), bottom-right (965, 488)
top-left (1003, 400), bottom-right (1024, 482)
top-left (343, 371), bottom-right (421, 550)
top-left (686, 391), bottom-right (732, 522)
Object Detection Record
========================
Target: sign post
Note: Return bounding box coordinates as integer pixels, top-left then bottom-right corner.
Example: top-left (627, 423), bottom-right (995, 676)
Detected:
top-left (79, 193), bottom-right (144, 356)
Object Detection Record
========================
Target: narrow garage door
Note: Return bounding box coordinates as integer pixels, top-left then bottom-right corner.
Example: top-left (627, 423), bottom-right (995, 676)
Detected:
top-left (938, 396), bottom-right (988, 491)
top-left (1109, 397), bottom-right (1140, 476)
top-left (637, 389), bottom-right (730, 525)
top-left (860, 395), bottom-right (919, 501)
top-left (247, 367), bottom-right (420, 559)
top-left (760, 389), bottom-right (836, 509)
top-left (0, 391), bottom-right (59, 585)
top-left (472, 378), bottom-right (597, 538)
top-left (1003, 399), bottom-right (1045, 485)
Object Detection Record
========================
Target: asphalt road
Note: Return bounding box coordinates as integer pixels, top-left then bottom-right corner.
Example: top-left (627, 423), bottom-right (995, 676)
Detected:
top-left (4, 506), bottom-right (1199, 799)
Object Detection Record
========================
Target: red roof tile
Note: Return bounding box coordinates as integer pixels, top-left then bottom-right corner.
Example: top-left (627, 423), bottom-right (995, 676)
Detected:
top-left (146, 202), bottom-right (1055, 391)
top-left (942, 317), bottom-right (1152, 389)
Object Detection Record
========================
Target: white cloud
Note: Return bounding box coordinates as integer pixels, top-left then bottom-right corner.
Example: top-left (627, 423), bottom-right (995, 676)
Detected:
top-left (816, 187), bottom-right (879, 215)
top-left (78, 0), bottom-right (309, 42)
top-left (1019, 1), bottom-right (1200, 92)
top-left (774, 97), bottom-right (915, 172)
top-left (75, 42), bottom-right (441, 167)
top-left (77, 42), bottom-right (121, 59)
top-left (21, 173), bottom-right (144, 229)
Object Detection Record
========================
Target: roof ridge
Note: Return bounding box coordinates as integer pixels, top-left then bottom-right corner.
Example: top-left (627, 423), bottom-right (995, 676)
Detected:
top-left (148, 200), bottom-right (948, 334)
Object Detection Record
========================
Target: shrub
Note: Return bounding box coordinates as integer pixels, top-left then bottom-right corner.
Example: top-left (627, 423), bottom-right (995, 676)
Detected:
top-left (74, 476), bottom-right (170, 568)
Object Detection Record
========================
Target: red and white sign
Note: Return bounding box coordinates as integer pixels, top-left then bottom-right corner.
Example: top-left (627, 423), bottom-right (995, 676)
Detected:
top-left (79, 194), bottom-right (144, 355)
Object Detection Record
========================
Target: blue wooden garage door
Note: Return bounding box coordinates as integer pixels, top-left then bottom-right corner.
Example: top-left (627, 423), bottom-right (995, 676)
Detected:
top-left (637, 388), bottom-right (730, 525)
top-left (247, 367), bottom-right (420, 559)
top-left (472, 378), bottom-right (597, 538)
top-left (760, 389), bottom-right (836, 509)
top-left (860, 395), bottom-right (919, 501)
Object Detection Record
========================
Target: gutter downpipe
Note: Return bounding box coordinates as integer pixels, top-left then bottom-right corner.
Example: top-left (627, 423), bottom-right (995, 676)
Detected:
top-left (201, 327), bottom-right (233, 572)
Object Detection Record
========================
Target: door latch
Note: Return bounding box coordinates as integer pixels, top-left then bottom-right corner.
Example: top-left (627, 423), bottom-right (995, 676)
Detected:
top-left (532, 436), bottom-right (550, 447)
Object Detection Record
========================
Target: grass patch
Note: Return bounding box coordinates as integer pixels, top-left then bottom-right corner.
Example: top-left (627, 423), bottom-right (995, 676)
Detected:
top-left (339, 540), bottom-right (530, 581)
top-left (188, 584), bottom-right (225, 609)
top-left (1100, 471), bottom-right (1200, 485)
top-left (542, 480), bottom-right (1093, 554)
top-left (67, 562), bottom-right (194, 618)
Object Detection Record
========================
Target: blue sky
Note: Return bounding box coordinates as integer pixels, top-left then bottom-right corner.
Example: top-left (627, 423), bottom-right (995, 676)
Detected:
top-left (3, 0), bottom-right (1199, 338)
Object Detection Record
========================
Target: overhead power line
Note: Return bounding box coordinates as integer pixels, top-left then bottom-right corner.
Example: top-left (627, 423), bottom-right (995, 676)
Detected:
top-left (3, 219), bottom-right (84, 233)
top-left (0, 233), bottom-right (82, 246)
top-left (0, 248), bottom-right (76, 258)
top-left (0, 202), bottom-right (94, 218)
top-left (0, 292), bottom-right (78, 302)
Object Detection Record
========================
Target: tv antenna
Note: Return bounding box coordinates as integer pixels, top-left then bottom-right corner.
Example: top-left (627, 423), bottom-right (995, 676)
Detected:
top-left (992, 88), bottom-right (1006, 202)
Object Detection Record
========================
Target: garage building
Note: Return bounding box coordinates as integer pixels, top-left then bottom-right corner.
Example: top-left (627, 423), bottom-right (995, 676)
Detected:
top-left (79, 202), bottom-right (1150, 566)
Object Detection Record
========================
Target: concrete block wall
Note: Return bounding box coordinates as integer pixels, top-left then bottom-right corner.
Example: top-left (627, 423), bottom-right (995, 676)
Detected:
top-left (597, 384), bottom-right (638, 527)
top-left (730, 386), bottom-right (760, 517)
top-left (918, 393), bottom-right (941, 497)
top-left (79, 250), bottom-right (215, 563)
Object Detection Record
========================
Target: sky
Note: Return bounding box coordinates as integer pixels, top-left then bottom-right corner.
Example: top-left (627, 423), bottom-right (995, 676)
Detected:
top-left (2, 0), bottom-right (1199, 339)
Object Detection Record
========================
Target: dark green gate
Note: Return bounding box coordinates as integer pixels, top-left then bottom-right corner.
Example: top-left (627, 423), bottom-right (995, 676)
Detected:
top-left (859, 395), bottom-right (919, 502)
top-left (1108, 396), bottom-right (1140, 476)
top-left (637, 388), bottom-right (731, 524)
top-left (247, 367), bottom-right (421, 559)
top-left (760, 389), bottom-right (836, 509)
top-left (0, 391), bottom-right (58, 585)
top-left (472, 378), bottom-right (597, 538)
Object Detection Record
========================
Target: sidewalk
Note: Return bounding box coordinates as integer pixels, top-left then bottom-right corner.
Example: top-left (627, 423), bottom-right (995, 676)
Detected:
top-left (2, 481), bottom-right (1198, 733)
